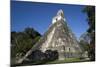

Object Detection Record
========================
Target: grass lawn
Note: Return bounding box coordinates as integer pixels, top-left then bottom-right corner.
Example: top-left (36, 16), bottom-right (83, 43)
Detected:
top-left (45, 58), bottom-right (89, 64)
top-left (13, 58), bottom-right (90, 66)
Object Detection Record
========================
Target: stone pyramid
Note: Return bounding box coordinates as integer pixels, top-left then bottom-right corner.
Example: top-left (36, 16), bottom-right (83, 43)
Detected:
top-left (18, 9), bottom-right (82, 63)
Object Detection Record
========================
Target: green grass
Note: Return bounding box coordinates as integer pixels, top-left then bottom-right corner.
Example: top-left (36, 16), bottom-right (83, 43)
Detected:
top-left (13, 58), bottom-right (90, 66)
top-left (45, 58), bottom-right (88, 64)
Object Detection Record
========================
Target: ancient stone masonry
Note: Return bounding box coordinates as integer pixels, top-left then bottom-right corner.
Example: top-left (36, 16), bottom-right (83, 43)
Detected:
top-left (17, 9), bottom-right (83, 63)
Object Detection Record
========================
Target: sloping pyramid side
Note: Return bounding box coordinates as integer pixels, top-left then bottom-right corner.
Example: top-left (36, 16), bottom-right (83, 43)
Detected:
top-left (17, 10), bottom-right (83, 63)
top-left (35, 19), bottom-right (82, 60)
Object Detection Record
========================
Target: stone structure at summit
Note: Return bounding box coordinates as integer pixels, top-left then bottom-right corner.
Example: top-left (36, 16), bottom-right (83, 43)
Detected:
top-left (17, 9), bottom-right (83, 63)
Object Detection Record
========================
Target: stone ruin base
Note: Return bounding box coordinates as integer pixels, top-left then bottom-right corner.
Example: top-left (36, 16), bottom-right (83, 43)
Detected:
top-left (58, 52), bottom-right (83, 60)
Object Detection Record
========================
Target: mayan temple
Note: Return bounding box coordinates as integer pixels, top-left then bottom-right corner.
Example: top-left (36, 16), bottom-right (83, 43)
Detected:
top-left (17, 9), bottom-right (83, 64)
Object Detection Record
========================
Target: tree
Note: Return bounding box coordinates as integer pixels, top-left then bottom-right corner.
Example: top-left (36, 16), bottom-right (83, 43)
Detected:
top-left (25, 50), bottom-right (58, 64)
top-left (83, 6), bottom-right (95, 32)
top-left (11, 27), bottom-right (41, 64)
top-left (24, 27), bottom-right (41, 39)
top-left (83, 6), bottom-right (95, 61)
top-left (79, 32), bottom-right (90, 50)
top-left (45, 50), bottom-right (58, 61)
